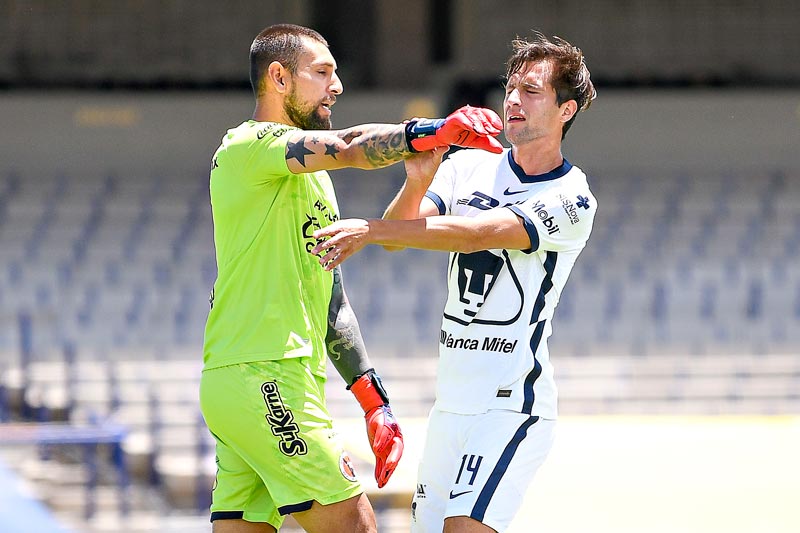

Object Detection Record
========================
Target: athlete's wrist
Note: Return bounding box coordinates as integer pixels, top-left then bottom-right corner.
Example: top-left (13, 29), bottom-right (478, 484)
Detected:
top-left (349, 369), bottom-right (389, 412)
top-left (366, 219), bottom-right (392, 247)
top-left (403, 173), bottom-right (435, 191)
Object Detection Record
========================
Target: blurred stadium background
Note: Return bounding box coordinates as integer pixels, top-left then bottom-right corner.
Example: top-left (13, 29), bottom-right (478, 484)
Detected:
top-left (1, 1), bottom-right (799, 532)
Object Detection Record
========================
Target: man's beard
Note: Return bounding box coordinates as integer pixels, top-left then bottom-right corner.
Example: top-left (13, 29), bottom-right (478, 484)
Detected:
top-left (285, 89), bottom-right (331, 130)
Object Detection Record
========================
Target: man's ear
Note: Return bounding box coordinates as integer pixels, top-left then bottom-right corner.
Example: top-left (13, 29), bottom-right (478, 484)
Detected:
top-left (560, 100), bottom-right (578, 123)
top-left (266, 61), bottom-right (289, 94)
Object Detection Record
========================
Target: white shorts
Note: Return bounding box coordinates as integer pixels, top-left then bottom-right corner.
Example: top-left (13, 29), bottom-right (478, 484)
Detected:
top-left (411, 408), bottom-right (555, 533)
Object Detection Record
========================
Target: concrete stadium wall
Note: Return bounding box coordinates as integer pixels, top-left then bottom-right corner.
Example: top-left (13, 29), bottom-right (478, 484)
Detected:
top-left (2, 1), bottom-right (799, 88)
top-left (1, 90), bottom-right (799, 177)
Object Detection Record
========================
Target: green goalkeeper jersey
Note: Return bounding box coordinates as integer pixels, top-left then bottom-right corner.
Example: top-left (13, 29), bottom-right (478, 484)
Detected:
top-left (202, 120), bottom-right (339, 376)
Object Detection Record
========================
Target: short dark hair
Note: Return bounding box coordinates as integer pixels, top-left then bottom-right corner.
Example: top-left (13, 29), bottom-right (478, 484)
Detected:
top-left (505, 32), bottom-right (596, 138)
top-left (249, 24), bottom-right (329, 97)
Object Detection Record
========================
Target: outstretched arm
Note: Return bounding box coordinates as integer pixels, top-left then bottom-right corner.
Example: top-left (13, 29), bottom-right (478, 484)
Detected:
top-left (312, 207), bottom-right (531, 270)
top-left (285, 124), bottom-right (409, 174)
top-left (284, 105), bottom-right (503, 174)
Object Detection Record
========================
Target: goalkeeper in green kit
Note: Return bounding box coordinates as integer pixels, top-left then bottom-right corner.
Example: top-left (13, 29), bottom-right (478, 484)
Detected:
top-left (199, 24), bottom-right (503, 533)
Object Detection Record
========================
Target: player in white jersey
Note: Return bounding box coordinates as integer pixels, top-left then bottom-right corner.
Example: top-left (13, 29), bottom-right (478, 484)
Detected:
top-left (422, 148), bottom-right (595, 418)
top-left (311, 32), bottom-right (596, 532)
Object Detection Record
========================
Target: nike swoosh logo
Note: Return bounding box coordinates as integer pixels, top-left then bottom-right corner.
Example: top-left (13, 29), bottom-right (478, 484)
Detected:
top-left (449, 490), bottom-right (473, 499)
top-left (504, 187), bottom-right (527, 195)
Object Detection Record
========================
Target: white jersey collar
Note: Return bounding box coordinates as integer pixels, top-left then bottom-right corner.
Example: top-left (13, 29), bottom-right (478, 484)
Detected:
top-left (507, 151), bottom-right (572, 183)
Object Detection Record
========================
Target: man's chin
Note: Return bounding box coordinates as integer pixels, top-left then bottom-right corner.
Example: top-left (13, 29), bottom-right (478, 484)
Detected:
top-left (284, 100), bottom-right (331, 130)
top-left (505, 128), bottom-right (536, 146)
top-left (313, 112), bottom-right (332, 130)
top-left (302, 113), bottom-right (331, 131)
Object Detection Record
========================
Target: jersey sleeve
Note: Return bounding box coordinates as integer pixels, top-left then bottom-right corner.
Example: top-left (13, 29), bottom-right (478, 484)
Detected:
top-left (239, 123), bottom-right (297, 186)
top-left (507, 187), bottom-right (597, 253)
top-left (424, 155), bottom-right (459, 215)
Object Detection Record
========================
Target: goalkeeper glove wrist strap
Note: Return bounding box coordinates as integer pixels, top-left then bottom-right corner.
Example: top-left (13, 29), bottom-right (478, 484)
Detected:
top-left (405, 118), bottom-right (445, 153)
top-left (349, 368), bottom-right (390, 412)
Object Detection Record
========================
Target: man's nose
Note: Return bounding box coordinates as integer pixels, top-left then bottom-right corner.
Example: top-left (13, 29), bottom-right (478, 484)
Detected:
top-left (505, 88), bottom-right (520, 105)
top-left (330, 74), bottom-right (343, 95)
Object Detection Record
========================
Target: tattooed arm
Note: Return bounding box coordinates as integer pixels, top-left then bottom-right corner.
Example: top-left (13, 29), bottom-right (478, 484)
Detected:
top-left (284, 124), bottom-right (411, 174)
top-left (325, 264), bottom-right (372, 385)
top-left (326, 264), bottom-right (404, 488)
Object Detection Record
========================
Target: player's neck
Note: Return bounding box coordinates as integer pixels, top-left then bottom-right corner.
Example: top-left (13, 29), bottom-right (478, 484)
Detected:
top-left (252, 98), bottom-right (294, 126)
top-left (510, 139), bottom-right (564, 176)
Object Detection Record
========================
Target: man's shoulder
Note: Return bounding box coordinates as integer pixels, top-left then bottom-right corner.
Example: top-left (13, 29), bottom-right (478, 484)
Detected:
top-left (212, 121), bottom-right (302, 182)
top-left (445, 146), bottom-right (507, 166)
top-left (558, 163), bottom-right (592, 193)
top-left (225, 120), bottom-right (297, 143)
top-left (554, 164), bottom-right (598, 216)
top-left (442, 148), bottom-right (507, 182)
top-left (217, 121), bottom-right (299, 167)
top-left (564, 161), bottom-right (587, 179)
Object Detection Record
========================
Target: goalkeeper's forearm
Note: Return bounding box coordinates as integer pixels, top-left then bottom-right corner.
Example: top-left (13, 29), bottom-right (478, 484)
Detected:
top-left (326, 265), bottom-right (372, 384)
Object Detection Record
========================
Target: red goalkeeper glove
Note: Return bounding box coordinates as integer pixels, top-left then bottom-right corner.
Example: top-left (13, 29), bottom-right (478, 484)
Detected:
top-left (349, 369), bottom-right (404, 488)
top-left (405, 105), bottom-right (504, 153)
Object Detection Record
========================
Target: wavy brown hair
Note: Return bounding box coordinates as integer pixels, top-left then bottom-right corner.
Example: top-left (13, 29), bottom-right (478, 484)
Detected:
top-left (506, 31), bottom-right (596, 138)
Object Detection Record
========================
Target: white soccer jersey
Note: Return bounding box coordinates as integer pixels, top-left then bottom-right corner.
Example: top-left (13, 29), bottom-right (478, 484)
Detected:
top-left (425, 148), bottom-right (597, 418)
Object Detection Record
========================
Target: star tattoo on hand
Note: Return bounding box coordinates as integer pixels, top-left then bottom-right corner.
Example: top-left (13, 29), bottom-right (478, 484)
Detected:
top-left (324, 143), bottom-right (340, 159)
top-left (286, 138), bottom-right (315, 167)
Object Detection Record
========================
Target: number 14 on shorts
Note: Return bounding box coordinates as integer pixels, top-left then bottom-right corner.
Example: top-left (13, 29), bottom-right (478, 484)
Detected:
top-left (449, 454), bottom-right (483, 499)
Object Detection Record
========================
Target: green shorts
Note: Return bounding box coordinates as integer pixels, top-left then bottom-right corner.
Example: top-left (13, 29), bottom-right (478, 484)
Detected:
top-left (199, 359), bottom-right (363, 529)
